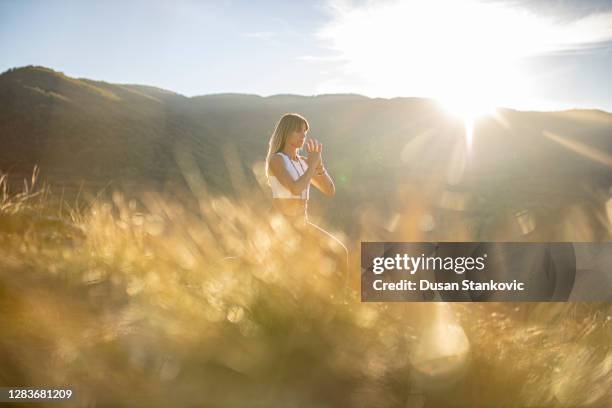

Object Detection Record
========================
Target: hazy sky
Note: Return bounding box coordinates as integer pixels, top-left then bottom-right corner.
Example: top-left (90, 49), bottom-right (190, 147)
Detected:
top-left (1, 0), bottom-right (612, 111)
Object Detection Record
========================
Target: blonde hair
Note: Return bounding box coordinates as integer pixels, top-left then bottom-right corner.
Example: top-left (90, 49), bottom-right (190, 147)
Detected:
top-left (265, 113), bottom-right (309, 182)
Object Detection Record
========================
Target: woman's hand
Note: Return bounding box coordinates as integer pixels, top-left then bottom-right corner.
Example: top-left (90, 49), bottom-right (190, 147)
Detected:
top-left (305, 138), bottom-right (322, 167)
top-left (306, 138), bottom-right (335, 197)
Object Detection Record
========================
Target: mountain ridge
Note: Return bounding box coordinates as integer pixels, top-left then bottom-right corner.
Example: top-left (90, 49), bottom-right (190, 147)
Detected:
top-left (1, 65), bottom-right (611, 237)
top-left (4, 66), bottom-right (611, 116)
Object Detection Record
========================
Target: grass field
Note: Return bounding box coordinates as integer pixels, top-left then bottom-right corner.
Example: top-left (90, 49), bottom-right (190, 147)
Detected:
top-left (0, 169), bottom-right (610, 407)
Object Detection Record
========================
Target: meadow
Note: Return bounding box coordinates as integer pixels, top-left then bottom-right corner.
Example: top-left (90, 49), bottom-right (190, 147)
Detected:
top-left (0, 167), bottom-right (610, 407)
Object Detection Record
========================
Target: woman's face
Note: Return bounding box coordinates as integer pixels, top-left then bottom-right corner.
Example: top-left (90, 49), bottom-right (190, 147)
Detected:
top-left (286, 123), bottom-right (307, 149)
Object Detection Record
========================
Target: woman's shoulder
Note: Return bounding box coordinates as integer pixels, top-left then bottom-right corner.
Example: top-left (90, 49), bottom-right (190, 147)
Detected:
top-left (268, 153), bottom-right (286, 173)
top-left (271, 152), bottom-right (287, 163)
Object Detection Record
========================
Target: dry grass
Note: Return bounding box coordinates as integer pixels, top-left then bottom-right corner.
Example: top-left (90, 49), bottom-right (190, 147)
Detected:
top-left (0, 169), bottom-right (610, 407)
top-left (0, 166), bottom-right (48, 215)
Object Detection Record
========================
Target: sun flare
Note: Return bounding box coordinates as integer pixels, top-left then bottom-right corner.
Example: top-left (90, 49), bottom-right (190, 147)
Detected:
top-left (437, 95), bottom-right (496, 151)
top-left (437, 95), bottom-right (496, 121)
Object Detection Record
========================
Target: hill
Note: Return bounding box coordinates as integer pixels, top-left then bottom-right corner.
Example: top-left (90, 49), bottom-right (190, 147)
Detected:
top-left (1, 66), bottom-right (611, 238)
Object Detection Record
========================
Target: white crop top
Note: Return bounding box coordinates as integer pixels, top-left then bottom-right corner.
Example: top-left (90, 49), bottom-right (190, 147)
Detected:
top-left (269, 152), bottom-right (310, 199)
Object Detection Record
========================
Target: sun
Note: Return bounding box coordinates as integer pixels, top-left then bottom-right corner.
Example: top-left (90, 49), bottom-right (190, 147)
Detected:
top-left (437, 94), bottom-right (497, 151)
top-left (437, 94), bottom-right (496, 122)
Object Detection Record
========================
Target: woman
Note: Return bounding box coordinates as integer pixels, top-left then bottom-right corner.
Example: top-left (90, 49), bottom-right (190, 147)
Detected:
top-left (265, 113), bottom-right (348, 283)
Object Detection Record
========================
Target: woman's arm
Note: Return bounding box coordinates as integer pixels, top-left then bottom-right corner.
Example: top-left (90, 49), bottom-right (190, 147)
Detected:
top-left (269, 151), bottom-right (321, 196)
top-left (311, 162), bottom-right (335, 197)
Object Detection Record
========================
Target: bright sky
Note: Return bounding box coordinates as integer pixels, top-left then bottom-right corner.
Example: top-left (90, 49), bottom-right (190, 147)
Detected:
top-left (1, 0), bottom-right (612, 112)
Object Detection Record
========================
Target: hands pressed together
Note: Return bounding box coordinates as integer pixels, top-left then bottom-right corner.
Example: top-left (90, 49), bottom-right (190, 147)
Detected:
top-left (305, 138), bottom-right (323, 170)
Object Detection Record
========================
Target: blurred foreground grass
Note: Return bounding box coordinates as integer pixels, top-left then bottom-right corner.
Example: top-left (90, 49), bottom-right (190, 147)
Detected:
top-left (0, 169), bottom-right (610, 408)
